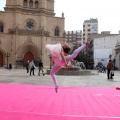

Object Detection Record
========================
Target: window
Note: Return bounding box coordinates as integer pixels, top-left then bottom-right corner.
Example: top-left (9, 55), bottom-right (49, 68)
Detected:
top-left (83, 37), bottom-right (85, 40)
top-left (88, 29), bottom-right (91, 32)
top-left (25, 19), bottom-right (36, 30)
top-left (0, 22), bottom-right (3, 32)
top-left (26, 20), bottom-right (34, 30)
top-left (23, 0), bottom-right (27, 7)
top-left (54, 27), bottom-right (59, 36)
top-left (73, 38), bottom-right (76, 41)
top-left (73, 31), bottom-right (76, 34)
top-left (29, 0), bottom-right (33, 8)
top-left (35, 1), bottom-right (39, 8)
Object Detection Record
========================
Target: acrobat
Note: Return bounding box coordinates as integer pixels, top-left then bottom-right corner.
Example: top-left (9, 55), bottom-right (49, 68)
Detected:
top-left (45, 41), bottom-right (90, 92)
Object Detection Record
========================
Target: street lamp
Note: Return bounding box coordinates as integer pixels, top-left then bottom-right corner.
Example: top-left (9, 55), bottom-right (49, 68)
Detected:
top-left (49, 54), bottom-right (52, 69)
top-left (5, 52), bottom-right (10, 69)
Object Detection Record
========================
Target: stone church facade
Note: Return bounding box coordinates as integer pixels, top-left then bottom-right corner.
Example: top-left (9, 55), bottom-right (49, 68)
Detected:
top-left (0, 0), bottom-right (65, 67)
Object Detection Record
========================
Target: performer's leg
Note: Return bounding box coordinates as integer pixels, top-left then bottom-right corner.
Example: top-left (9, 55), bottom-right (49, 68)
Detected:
top-left (50, 64), bottom-right (61, 89)
top-left (55, 43), bottom-right (87, 66)
top-left (110, 70), bottom-right (113, 79)
top-left (107, 69), bottom-right (110, 79)
top-left (30, 69), bottom-right (32, 75)
top-left (38, 68), bottom-right (40, 76)
top-left (33, 69), bottom-right (34, 75)
top-left (65, 43), bottom-right (86, 62)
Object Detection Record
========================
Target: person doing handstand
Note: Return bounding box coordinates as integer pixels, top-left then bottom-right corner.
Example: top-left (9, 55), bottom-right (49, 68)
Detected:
top-left (45, 41), bottom-right (90, 93)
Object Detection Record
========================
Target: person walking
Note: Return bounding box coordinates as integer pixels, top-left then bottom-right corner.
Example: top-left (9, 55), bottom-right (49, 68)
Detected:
top-left (38, 60), bottom-right (45, 76)
top-left (26, 60), bottom-right (30, 73)
top-left (29, 60), bottom-right (36, 76)
top-left (107, 59), bottom-right (113, 79)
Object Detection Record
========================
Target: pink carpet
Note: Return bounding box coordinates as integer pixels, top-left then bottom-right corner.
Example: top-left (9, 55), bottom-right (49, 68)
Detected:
top-left (0, 84), bottom-right (120, 120)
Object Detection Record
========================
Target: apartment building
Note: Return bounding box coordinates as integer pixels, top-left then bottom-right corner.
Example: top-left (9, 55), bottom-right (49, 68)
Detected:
top-left (66, 30), bottom-right (83, 46)
top-left (83, 18), bottom-right (98, 42)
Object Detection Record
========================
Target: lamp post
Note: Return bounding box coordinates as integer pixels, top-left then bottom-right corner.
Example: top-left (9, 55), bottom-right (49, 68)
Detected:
top-left (49, 54), bottom-right (52, 69)
top-left (5, 52), bottom-right (10, 69)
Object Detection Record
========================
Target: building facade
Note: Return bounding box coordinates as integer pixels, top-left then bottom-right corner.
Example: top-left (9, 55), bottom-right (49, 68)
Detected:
top-left (93, 35), bottom-right (120, 68)
top-left (66, 30), bottom-right (83, 46)
top-left (101, 31), bottom-right (111, 34)
top-left (83, 18), bottom-right (98, 42)
top-left (115, 42), bottom-right (120, 69)
top-left (0, 0), bottom-right (65, 67)
top-left (86, 34), bottom-right (119, 68)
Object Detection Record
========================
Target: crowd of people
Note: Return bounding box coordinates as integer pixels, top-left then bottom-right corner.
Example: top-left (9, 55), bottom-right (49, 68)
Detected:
top-left (26, 60), bottom-right (45, 76)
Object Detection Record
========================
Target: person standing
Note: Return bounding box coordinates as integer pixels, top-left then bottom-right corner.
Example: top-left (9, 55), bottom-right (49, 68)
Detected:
top-left (9, 62), bottom-right (12, 70)
top-left (29, 60), bottom-right (36, 76)
top-left (38, 60), bottom-right (45, 76)
top-left (107, 59), bottom-right (113, 79)
top-left (26, 60), bottom-right (30, 73)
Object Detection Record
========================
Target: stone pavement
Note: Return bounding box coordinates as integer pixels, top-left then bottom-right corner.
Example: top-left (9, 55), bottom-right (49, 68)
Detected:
top-left (0, 68), bottom-right (120, 87)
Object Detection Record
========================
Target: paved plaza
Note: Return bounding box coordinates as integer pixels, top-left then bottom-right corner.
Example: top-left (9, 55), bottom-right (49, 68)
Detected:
top-left (0, 68), bottom-right (120, 87)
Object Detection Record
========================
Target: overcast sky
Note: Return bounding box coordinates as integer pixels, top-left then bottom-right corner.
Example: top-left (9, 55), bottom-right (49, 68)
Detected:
top-left (0, 0), bottom-right (120, 34)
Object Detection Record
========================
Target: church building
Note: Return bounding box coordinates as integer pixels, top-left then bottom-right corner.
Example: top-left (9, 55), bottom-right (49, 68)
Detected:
top-left (0, 0), bottom-right (65, 67)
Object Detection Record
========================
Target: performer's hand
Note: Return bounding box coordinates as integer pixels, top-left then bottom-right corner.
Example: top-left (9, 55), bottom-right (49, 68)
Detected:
top-left (65, 64), bottom-right (69, 68)
top-left (85, 41), bottom-right (90, 47)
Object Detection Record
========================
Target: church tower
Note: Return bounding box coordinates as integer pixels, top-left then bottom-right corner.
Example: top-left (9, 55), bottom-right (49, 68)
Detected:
top-left (5, 0), bottom-right (55, 15)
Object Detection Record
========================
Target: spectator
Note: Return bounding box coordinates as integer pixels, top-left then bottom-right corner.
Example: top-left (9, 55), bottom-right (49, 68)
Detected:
top-left (107, 59), bottom-right (113, 79)
top-left (29, 60), bottom-right (36, 76)
top-left (9, 62), bottom-right (12, 70)
top-left (38, 60), bottom-right (45, 76)
top-left (26, 60), bottom-right (30, 73)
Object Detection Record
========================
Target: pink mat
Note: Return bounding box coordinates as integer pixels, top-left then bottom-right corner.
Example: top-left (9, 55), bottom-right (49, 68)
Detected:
top-left (0, 84), bottom-right (120, 120)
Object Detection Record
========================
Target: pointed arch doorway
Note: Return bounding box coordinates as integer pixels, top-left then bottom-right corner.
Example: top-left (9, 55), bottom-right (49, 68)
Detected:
top-left (24, 51), bottom-right (34, 66)
top-left (0, 52), bottom-right (3, 67)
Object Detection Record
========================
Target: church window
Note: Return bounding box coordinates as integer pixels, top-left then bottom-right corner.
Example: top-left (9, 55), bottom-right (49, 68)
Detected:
top-left (25, 19), bottom-right (36, 30)
top-left (35, 1), bottom-right (39, 8)
top-left (29, 0), bottom-right (33, 8)
top-left (26, 20), bottom-right (34, 30)
top-left (23, 0), bottom-right (27, 7)
top-left (0, 22), bottom-right (3, 32)
top-left (54, 27), bottom-right (59, 36)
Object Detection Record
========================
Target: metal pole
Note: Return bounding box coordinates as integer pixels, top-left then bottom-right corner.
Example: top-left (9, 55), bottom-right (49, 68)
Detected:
top-left (50, 56), bottom-right (52, 69)
top-left (7, 57), bottom-right (8, 69)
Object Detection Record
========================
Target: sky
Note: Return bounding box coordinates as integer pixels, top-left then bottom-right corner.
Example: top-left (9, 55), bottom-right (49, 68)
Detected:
top-left (0, 0), bottom-right (120, 34)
